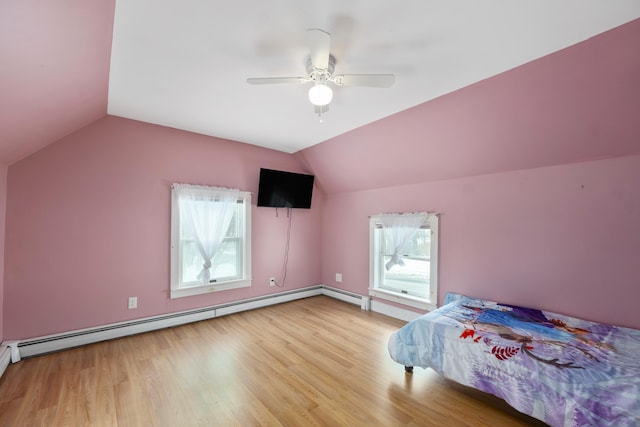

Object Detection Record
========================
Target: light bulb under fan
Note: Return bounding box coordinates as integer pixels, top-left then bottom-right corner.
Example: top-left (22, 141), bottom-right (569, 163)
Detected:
top-left (308, 83), bottom-right (333, 106)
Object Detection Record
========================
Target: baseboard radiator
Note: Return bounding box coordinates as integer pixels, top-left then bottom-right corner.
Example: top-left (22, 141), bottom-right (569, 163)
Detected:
top-left (0, 283), bottom-right (425, 380)
top-left (322, 285), bottom-right (370, 309)
top-left (0, 345), bottom-right (11, 378)
top-left (9, 285), bottom-right (375, 361)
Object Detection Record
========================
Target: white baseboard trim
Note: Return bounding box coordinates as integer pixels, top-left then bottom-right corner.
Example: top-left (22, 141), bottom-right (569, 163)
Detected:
top-left (216, 286), bottom-right (323, 316)
top-left (6, 285), bottom-right (418, 365)
top-left (371, 299), bottom-right (423, 322)
top-left (320, 285), bottom-right (421, 320)
top-left (321, 285), bottom-right (366, 308)
top-left (15, 285), bottom-right (323, 360)
top-left (0, 346), bottom-right (10, 378)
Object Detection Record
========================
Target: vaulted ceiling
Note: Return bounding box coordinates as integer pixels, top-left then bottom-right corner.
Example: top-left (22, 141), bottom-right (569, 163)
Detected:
top-left (1, 1), bottom-right (639, 165)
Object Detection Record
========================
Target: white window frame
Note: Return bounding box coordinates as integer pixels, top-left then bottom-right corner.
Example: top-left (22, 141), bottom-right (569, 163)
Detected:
top-left (369, 213), bottom-right (439, 311)
top-left (170, 187), bottom-right (252, 298)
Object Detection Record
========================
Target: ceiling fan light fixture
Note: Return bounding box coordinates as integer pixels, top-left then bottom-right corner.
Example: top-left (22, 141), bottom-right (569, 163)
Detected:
top-left (308, 83), bottom-right (333, 106)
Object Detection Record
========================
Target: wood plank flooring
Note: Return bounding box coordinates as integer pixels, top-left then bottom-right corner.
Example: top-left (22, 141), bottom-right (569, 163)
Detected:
top-left (0, 296), bottom-right (548, 426)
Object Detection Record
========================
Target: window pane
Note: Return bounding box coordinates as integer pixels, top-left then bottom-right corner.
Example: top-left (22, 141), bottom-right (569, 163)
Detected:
top-left (382, 258), bottom-right (430, 298)
top-left (210, 239), bottom-right (240, 280)
top-left (380, 228), bottom-right (431, 298)
top-left (179, 203), bottom-right (244, 286)
top-left (382, 228), bottom-right (430, 259)
top-left (171, 186), bottom-right (252, 298)
top-left (180, 238), bottom-right (241, 285)
top-left (226, 209), bottom-right (238, 237)
top-left (180, 239), bottom-right (202, 284)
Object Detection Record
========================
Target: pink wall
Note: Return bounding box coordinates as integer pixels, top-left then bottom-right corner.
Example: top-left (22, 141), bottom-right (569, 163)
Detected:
top-left (298, 19), bottom-right (640, 195)
top-left (0, 164), bottom-right (6, 343)
top-left (4, 17), bottom-right (639, 343)
top-left (298, 19), bottom-right (640, 329)
top-left (318, 155), bottom-right (640, 329)
top-left (4, 116), bottom-right (322, 339)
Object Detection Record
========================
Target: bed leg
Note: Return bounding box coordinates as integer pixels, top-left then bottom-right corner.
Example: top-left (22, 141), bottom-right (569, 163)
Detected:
top-left (404, 366), bottom-right (413, 374)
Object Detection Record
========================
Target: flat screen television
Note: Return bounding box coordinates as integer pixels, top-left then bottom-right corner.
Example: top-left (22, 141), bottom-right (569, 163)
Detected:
top-left (257, 168), bottom-right (315, 209)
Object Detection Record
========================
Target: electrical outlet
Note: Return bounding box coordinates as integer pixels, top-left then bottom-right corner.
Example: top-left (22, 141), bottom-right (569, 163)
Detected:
top-left (128, 297), bottom-right (137, 309)
top-left (269, 277), bottom-right (276, 287)
top-left (336, 273), bottom-right (342, 283)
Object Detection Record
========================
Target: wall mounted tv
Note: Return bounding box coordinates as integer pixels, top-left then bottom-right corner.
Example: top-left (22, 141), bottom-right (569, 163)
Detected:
top-left (257, 168), bottom-right (315, 209)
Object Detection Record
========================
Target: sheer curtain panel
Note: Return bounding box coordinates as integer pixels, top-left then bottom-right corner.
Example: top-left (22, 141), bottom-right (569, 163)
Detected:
top-left (173, 184), bottom-right (239, 284)
top-left (381, 213), bottom-right (427, 271)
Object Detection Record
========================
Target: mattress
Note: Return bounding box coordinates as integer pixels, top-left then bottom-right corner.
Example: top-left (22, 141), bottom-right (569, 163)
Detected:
top-left (388, 294), bottom-right (640, 426)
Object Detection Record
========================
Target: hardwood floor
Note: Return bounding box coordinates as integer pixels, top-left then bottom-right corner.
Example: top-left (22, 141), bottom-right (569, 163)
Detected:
top-left (0, 296), bottom-right (547, 426)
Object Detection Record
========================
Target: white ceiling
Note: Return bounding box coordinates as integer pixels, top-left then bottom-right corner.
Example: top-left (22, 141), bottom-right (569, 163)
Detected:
top-left (107, 1), bottom-right (640, 154)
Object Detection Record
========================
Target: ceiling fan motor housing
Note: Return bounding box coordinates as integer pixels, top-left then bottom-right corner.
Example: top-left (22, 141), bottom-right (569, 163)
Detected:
top-left (306, 54), bottom-right (336, 83)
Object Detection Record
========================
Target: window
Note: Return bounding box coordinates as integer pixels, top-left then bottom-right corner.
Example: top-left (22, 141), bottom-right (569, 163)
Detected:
top-left (170, 184), bottom-right (251, 298)
top-left (369, 213), bottom-right (439, 311)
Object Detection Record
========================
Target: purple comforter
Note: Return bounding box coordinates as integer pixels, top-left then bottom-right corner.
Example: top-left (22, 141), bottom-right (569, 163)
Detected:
top-left (388, 294), bottom-right (640, 426)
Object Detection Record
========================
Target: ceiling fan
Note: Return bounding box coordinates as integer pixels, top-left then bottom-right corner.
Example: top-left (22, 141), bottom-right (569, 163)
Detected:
top-left (247, 29), bottom-right (395, 118)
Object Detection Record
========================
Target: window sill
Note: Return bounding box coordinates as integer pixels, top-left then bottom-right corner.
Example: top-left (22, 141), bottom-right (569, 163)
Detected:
top-left (368, 288), bottom-right (437, 311)
top-left (171, 279), bottom-right (251, 299)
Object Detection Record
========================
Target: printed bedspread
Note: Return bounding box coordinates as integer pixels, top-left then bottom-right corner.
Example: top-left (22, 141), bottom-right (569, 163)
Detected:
top-left (387, 294), bottom-right (640, 427)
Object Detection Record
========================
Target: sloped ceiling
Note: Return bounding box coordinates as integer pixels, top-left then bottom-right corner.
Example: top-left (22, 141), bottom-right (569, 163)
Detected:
top-left (0, 0), bottom-right (115, 164)
top-left (297, 19), bottom-right (640, 194)
top-left (1, 1), bottom-right (639, 165)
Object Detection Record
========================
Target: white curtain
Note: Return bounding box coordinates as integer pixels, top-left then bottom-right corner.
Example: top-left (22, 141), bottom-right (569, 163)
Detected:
top-left (381, 213), bottom-right (427, 271)
top-left (174, 184), bottom-right (239, 284)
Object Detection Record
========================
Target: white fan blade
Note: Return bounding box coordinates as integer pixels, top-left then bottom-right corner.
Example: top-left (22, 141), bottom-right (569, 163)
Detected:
top-left (246, 77), bottom-right (308, 85)
top-left (333, 74), bottom-right (395, 88)
top-left (307, 29), bottom-right (331, 69)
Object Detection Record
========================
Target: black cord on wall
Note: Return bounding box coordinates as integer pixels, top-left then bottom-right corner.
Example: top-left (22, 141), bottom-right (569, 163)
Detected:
top-left (274, 207), bottom-right (292, 287)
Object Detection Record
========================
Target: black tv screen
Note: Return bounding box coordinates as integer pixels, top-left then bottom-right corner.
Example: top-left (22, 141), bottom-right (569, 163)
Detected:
top-left (257, 168), bottom-right (315, 209)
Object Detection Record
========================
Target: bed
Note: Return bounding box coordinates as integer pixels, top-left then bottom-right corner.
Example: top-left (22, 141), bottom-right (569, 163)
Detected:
top-left (388, 293), bottom-right (640, 427)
